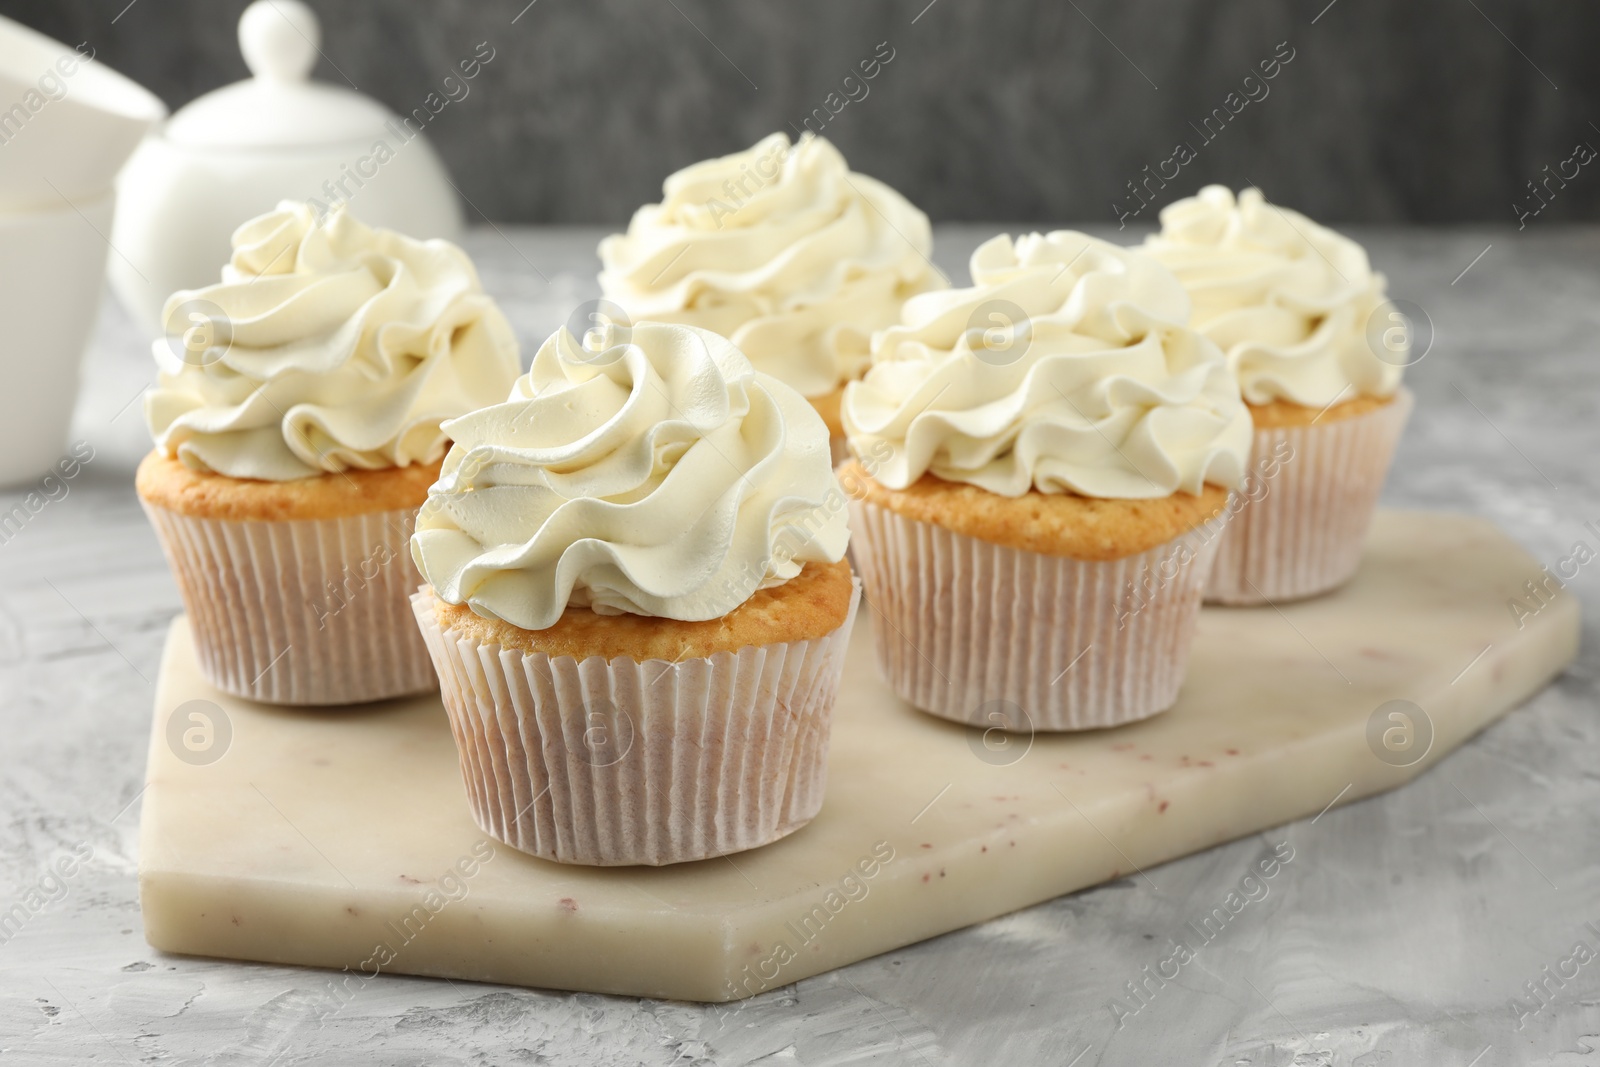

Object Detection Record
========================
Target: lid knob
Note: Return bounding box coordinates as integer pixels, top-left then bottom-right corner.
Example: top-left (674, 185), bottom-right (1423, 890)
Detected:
top-left (239, 0), bottom-right (320, 83)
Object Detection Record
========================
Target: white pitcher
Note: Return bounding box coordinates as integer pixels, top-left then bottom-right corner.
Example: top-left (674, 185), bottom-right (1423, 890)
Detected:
top-left (0, 14), bottom-right (164, 486)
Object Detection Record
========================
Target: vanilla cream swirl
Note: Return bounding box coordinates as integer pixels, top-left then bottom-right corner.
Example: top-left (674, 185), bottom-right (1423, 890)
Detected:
top-left (145, 202), bottom-right (521, 481)
top-left (843, 231), bottom-right (1250, 499)
top-left (411, 321), bottom-right (848, 629)
top-left (598, 133), bottom-right (945, 399)
top-left (1144, 186), bottom-right (1404, 407)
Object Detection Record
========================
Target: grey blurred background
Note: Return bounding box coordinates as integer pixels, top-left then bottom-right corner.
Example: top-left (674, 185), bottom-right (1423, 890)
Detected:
top-left (4, 0), bottom-right (1597, 226)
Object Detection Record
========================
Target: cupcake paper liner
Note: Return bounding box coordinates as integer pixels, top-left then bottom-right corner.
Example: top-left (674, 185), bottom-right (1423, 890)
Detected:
top-left (142, 502), bottom-right (437, 705)
top-left (848, 498), bottom-right (1226, 731)
top-left (411, 582), bottom-right (861, 867)
top-left (1206, 388), bottom-right (1414, 605)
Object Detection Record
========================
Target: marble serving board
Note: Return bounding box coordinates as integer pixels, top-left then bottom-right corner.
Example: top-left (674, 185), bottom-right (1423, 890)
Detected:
top-left (137, 511), bottom-right (1579, 1003)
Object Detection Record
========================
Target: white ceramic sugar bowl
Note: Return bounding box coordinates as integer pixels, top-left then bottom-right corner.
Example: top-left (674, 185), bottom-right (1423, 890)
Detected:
top-left (110, 0), bottom-right (462, 333)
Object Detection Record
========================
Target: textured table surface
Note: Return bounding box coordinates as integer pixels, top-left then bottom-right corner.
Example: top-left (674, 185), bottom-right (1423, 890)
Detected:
top-left (1, 224), bottom-right (1596, 1065)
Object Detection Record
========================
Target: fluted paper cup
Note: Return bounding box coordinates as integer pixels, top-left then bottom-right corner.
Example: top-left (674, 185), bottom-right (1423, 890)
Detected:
top-left (1206, 388), bottom-right (1414, 605)
top-left (848, 499), bottom-right (1226, 731)
top-left (411, 583), bottom-right (861, 867)
top-left (141, 502), bottom-right (436, 705)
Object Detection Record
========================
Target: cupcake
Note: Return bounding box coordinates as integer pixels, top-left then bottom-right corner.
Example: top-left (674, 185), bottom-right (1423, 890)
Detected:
top-left (410, 320), bottom-right (858, 866)
top-left (138, 202), bottom-right (520, 705)
top-left (842, 231), bottom-right (1250, 731)
top-left (1144, 186), bottom-right (1414, 604)
top-left (598, 132), bottom-right (946, 459)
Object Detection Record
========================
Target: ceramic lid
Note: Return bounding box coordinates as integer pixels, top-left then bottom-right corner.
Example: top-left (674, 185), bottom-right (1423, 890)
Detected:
top-left (164, 0), bottom-right (393, 150)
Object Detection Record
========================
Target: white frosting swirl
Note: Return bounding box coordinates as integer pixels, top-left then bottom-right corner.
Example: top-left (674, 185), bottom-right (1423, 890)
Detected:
top-left (145, 202), bottom-right (521, 481)
top-left (843, 231), bottom-right (1250, 499)
top-left (1144, 186), bottom-right (1404, 407)
top-left (598, 133), bottom-right (945, 399)
top-left (411, 321), bottom-right (848, 629)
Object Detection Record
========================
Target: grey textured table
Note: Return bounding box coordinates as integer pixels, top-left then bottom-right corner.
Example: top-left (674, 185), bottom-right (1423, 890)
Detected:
top-left (2, 224), bottom-right (1596, 1066)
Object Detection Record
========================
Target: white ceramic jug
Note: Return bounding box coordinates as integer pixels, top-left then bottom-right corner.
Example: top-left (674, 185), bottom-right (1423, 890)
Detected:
top-left (0, 14), bottom-right (165, 210)
top-left (111, 0), bottom-right (462, 334)
top-left (0, 15), bottom-right (164, 487)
